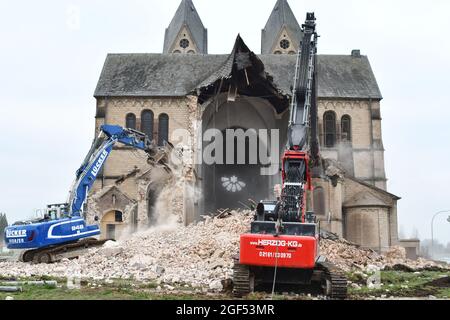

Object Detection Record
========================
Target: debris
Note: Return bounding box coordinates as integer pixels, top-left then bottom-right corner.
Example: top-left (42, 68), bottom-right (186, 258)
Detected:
top-left (350, 283), bottom-right (361, 290)
top-left (0, 210), bottom-right (252, 289)
top-left (383, 264), bottom-right (415, 273)
top-left (215, 209), bottom-right (231, 219)
top-left (208, 280), bottom-right (223, 291)
top-left (0, 209), bottom-right (445, 290)
top-left (320, 238), bottom-right (443, 273)
top-left (5, 296), bottom-right (14, 300)
top-left (0, 280), bottom-right (57, 287)
top-left (0, 286), bottom-right (22, 292)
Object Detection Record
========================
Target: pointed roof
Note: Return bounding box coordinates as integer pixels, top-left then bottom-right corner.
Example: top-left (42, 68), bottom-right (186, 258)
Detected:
top-left (163, 0), bottom-right (207, 54)
top-left (261, 0), bottom-right (303, 54)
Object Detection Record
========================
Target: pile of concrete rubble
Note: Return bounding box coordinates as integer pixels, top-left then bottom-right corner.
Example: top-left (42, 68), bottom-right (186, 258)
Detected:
top-left (320, 238), bottom-right (442, 272)
top-left (0, 210), bottom-right (253, 290)
top-left (0, 210), bottom-right (446, 291)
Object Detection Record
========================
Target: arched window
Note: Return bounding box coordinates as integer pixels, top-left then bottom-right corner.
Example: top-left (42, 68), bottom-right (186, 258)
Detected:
top-left (313, 187), bottom-right (325, 216)
top-left (323, 111), bottom-right (337, 148)
top-left (114, 210), bottom-right (123, 222)
top-left (158, 113), bottom-right (169, 146)
top-left (125, 113), bottom-right (136, 129)
top-left (141, 110), bottom-right (154, 141)
top-left (341, 115), bottom-right (352, 142)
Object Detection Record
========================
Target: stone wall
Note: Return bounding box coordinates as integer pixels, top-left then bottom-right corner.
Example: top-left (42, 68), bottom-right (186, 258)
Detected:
top-left (317, 99), bottom-right (387, 189)
top-left (88, 96), bottom-right (199, 227)
top-left (88, 95), bottom-right (398, 250)
top-left (345, 207), bottom-right (390, 251)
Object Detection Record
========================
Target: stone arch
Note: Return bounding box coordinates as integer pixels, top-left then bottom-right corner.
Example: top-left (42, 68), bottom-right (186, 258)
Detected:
top-left (323, 110), bottom-right (337, 148)
top-left (125, 113), bottom-right (136, 129)
top-left (158, 113), bottom-right (169, 146)
top-left (200, 94), bottom-right (280, 213)
top-left (92, 186), bottom-right (134, 222)
top-left (141, 109), bottom-right (154, 141)
top-left (100, 209), bottom-right (125, 240)
top-left (341, 114), bottom-right (352, 142)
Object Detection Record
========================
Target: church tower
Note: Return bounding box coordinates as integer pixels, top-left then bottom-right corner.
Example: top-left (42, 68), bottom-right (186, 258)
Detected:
top-left (261, 0), bottom-right (303, 54)
top-left (163, 0), bottom-right (208, 54)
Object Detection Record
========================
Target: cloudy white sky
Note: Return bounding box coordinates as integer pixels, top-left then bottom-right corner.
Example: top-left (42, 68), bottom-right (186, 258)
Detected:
top-left (0, 0), bottom-right (449, 244)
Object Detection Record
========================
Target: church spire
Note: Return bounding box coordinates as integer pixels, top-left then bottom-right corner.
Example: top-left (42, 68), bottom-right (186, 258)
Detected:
top-left (163, 0), bottom-right (208, 54)
top-left (261, 0), bottom-right (303, 54)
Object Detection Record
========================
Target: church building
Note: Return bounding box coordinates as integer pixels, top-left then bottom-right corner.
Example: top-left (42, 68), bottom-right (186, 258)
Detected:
top-left (88, 0), bottom-right (401, 252)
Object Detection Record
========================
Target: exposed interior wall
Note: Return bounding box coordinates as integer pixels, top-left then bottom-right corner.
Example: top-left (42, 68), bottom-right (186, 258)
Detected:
top-left (200, 94), bottom-right (282, 213)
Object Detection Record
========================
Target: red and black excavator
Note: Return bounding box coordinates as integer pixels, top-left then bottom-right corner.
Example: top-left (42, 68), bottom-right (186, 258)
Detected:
top-left (233, 13), bottom-right (347, 299)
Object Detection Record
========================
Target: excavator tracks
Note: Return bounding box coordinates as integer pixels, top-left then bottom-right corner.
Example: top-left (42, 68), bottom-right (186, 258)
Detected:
top-left (232, 258), bottom-right (347, 299)
top-left (21, 238), bottom-right (108, 264)
top-left (232, 258), bottom-right (253, 298)
top-left (316, 261), bottom-right (348, 300)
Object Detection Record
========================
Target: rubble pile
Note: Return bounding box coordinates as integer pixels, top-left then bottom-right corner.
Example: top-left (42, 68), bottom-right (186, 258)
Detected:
top-left (0, 210), bottom-right (253, 290)
top-left (320, 238), bottom-right (443, 272)
top-left (0, 211), bottom-right (446, 290)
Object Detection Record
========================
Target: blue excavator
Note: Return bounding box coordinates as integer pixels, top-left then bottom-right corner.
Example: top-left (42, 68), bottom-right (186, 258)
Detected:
top-left (3, 125), bottom-right (168, 263)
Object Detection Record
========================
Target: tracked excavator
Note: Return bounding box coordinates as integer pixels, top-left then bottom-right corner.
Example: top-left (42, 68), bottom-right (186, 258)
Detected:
top-left (233, 13), bottom-right (347, 299)
top-left (4, 125), bottom-right (169, 263)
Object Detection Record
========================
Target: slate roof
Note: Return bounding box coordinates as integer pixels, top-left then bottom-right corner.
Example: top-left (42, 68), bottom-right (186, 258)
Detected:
top-left (163, 0), bottom-right (207, 54)
top-left (94, 52), bottom-right (382, 100)
top-left (261, 0), bottom-right (303, 54)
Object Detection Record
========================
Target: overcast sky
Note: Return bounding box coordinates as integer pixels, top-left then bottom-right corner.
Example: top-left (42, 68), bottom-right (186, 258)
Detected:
top-left (0, 0), bottom-right (449, 244)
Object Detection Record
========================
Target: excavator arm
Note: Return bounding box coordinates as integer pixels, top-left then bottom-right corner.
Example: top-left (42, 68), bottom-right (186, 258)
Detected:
top-left (4, 125), bottom-right (166, 261)
top-left (68, 125), bottom-right (155, 216)
top-left (287, 12), bottom-right (317, 151)
top-left (281, 13), bottom-right (318, 222)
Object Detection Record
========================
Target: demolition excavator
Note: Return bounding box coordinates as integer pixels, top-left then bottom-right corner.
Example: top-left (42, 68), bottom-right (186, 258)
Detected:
top-left (4, 125), bottom-right (168, 263)
top-left (233, 13), bottom-right (347, 299)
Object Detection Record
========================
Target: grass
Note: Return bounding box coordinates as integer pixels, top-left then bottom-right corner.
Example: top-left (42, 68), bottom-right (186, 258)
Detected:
top-left (1, 271), bottom-right (448, 300)
top-left (0, 276), bottom-right (229, 300)
top-left (348, 270), bottom-right (450, 299)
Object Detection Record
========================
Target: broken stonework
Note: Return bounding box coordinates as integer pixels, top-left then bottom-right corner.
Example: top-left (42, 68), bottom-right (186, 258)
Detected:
top-left (0, 210), bottom-right (446, 290)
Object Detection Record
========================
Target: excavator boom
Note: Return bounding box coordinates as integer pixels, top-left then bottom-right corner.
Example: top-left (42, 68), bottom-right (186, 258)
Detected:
top-left (233, 13), bottom-right (348, 299)
top-left (3, 125), bottom-right (162, 263)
